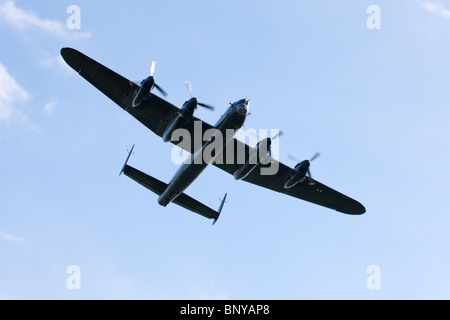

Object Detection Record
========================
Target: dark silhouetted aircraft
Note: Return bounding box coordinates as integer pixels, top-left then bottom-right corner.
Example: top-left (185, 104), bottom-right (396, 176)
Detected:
top-left (61, 48), bottom-right (365, 224)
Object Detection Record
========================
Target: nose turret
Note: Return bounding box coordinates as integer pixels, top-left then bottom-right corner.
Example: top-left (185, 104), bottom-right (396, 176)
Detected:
top-left (236, 99), bottom-right (250, 116)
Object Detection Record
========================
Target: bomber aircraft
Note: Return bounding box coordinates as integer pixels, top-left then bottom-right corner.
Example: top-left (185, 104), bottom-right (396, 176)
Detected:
top-left (61, 48), bottom-right (365, 224)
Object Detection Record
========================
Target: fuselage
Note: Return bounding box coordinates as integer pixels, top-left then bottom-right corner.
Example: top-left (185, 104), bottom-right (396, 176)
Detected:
top-left (158, 99), bottom-right (249, 207)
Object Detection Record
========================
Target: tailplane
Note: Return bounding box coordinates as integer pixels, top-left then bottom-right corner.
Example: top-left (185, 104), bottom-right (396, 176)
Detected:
top-left (120, 147), bottom-right (226, 224)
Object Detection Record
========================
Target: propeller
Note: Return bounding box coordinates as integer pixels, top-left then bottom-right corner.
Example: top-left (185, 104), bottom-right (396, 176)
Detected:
top-left (268, 130), bottom-right (283, 157)
top-left (271, 130), bottom-right (283, 141)
top-left (309, 151), bottom-right (321, 162)
top-left (153, 83), bottom-right (167, 97)
top-left (247, 130), bottom-right (283, 157)
top-left (134, 61), bottom-right (168, 97)
top-left (150, 61), bottom-right (168, 97)
top-left (150, 61), bottom-right (157, 77)
top-left (307, 152), bottom-right (321, 178)
top-left (287, 154), bottom-right (301, 162)
top-left (184, 81), bottom-right (215, 111)
top-left (287, 151), bottom-right (321, 179)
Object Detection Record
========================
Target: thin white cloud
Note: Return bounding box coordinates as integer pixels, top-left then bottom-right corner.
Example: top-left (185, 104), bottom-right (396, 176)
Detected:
top-left (40, 54), bottom-right (73, 74)
top-left (418, 0), bottom-right (450, 18)
top-left (0, 231), bottom-right (25, 243)
top-left (44, 98), bottom-right (56, 116)
top-left (0, 63), bottom-right (30, 122)
top-left (0, 0), bottom-right (91, 39)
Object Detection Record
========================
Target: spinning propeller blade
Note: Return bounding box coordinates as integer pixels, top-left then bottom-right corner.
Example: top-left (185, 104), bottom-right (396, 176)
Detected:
top-left (184, 81), bottom-right (193, 97)
top-left (184, 81), bottom-right (215, 111)
top-left (150, 61), bottom-right (157, 77)
top-left (287, 151), bottom-right (321, 180)
top-left (198, 102), bottom-right (215, 110)
top-left (287, 154), bottom-right (301, 162)
top-left (135, 61), bottom-right (167, 97)
top-left (154, 83), bottom-right (168, 97)
top-left (268, 130), bottom-right (283, 157)
top-left (310, 151), bottom-right (321, 162)
top-left (271, 130), bottom-right (284, 141)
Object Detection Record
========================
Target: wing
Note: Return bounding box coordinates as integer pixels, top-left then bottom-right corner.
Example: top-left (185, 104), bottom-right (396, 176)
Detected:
top-left (211, 139), bottom-right (366, 215)
top-left (61, 47), bottom-right (217, 142)
top-left (61, 47), bottom-right (183, 137)
top-left (245, 162), bottom-right (366, 215)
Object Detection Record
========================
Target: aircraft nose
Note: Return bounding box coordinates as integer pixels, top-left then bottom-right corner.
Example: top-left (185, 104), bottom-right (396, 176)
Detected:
top-left (237, 100), bottom-right (249, 116)
top-left (237, 104), bottom-right (248, 116)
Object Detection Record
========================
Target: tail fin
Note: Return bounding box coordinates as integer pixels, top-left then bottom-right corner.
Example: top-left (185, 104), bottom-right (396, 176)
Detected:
top-left (120, 145), bottom-right (135, 176)
top-left (213, 194), bottom-right (227, 226)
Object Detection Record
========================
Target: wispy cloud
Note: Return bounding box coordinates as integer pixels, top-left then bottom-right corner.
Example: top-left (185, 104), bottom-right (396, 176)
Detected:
top-left (418, 1), bottom-right (450, 18)
top-left (0, 62), bottom-right (30, 122)
top-left (40, 53), bottom-right (73, 74)
top-left (44, 98), bottom-right (56, 116)
top-left (0, 231), bottom-right (25, 243)
top-left (0, 1), bottom-right (91, 39)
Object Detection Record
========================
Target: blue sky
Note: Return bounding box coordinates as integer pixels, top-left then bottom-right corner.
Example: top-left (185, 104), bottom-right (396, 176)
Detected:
top-left (1, 0), bottom-right (450, 299)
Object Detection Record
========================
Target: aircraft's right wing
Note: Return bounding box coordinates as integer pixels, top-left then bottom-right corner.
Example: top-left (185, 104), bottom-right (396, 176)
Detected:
top-left (61, 47), bottom-right (220, 146)
top-left (61, 47), bottom-right (183, 138)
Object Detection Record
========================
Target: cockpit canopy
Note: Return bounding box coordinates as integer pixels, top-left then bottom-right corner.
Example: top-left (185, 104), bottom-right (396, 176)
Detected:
top-left (233, 98), bottom-right (249, 105)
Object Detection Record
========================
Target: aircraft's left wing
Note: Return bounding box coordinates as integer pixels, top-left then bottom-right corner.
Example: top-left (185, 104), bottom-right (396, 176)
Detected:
top-left (211, 138), bottom-right (365, 215)
top-left (242, 160), bottom-right (366, 215)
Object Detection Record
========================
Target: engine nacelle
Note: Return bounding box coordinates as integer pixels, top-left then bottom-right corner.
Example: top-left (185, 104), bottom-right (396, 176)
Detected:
top-left (234, 138), bottom-right (271, 180)
top-left (162, 99), bottom-right (197, 142)
top-left (132, 77), bottom-right (155, 108)
top-left (284, 160), bottom-right (310, 189)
